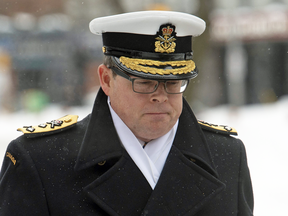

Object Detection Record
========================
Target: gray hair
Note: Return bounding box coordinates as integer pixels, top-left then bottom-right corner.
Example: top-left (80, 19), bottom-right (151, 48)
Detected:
top-left (103, 55), bottom-right (117, 77)
top-left (103, 56), bottom-right (116, 67)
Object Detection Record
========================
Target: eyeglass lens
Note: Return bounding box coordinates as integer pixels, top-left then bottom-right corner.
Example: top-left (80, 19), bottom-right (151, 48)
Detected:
top-left (132, 79), bottom-right (188, 94)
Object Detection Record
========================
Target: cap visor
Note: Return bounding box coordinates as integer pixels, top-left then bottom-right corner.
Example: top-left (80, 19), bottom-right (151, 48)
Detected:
top-left (112, 56), bottom-right (198, 80)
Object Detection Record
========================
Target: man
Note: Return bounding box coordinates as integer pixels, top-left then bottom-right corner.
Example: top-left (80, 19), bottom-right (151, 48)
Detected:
top-left (0, 11), bottom-right (253, 215)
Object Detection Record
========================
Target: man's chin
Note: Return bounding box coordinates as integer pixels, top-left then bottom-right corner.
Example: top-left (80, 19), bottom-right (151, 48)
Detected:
top-left (138, 127), bottom-right (173, 141)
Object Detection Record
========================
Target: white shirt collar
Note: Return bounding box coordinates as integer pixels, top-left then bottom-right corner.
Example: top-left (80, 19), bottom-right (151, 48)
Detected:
top-left (107, 97), bottom-right (178, 189)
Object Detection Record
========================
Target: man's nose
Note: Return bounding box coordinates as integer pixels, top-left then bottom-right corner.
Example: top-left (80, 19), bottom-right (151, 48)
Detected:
top-left (151, 83), bottom-right (168, 103)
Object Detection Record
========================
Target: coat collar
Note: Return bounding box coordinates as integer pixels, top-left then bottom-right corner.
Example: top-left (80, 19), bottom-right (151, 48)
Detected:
top-left (75, 88), bottom-right (217, 175)
top-left (74, 88), bottom-right (225, 215)
top-left (74, 88), bottom-right (123, 171)
top-left (173, 98), bottom-right (219, 178)
top-left (140, 98), bottom-right (224, 215)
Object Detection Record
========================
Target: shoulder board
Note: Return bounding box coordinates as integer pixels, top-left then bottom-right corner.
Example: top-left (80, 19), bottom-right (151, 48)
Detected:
top-left (17, 115), bottom-right (79, 138)
top-left (198, 120), bottom-right (237, 136)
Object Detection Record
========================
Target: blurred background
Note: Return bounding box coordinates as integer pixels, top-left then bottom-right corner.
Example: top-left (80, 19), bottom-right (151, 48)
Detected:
top-left (0, 0), bottom-right (287, 215)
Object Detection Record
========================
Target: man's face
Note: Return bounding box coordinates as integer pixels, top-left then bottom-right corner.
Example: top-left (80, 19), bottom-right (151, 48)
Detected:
top-left (99, 65), bottom-right (183, 142)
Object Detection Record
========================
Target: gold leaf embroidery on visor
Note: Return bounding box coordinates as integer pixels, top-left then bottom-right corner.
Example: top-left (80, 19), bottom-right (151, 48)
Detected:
top-left (119, 56), bottom-right (195, 75)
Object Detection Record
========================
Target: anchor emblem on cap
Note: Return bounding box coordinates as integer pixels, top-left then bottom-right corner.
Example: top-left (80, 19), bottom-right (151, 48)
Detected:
top-left (155, 24), bottom-right (176, 53)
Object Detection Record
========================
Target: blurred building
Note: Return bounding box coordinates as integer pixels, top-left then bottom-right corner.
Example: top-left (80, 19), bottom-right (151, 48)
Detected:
top-left (0, 0), bottom-right (287, 111)
top-left (203, 0), bottom-right (288, 107)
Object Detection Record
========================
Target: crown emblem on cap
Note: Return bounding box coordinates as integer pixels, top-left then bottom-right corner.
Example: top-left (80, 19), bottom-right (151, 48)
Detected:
top-left (155, 24), bottom-right (176, 53)
top-left (162, 26), bottom-right (173, 35)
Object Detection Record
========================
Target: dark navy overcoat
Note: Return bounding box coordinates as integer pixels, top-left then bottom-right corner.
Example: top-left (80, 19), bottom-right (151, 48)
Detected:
top-left (0, 89), bottom-right (253, 215)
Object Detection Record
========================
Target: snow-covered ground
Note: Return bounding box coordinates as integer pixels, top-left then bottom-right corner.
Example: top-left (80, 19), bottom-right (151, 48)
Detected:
top-left (197, 97), bottom-right (288, 216)
top-left (1, 96), bottom-right (287, 216)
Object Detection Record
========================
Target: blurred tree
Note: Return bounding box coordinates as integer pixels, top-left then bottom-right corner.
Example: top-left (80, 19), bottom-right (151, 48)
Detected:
top-left (105, 0), bottom-right (125, 14)
top-left (0, 0), bottom-right (65, 16)
top-left (184, 0), bottom-right (214, 106)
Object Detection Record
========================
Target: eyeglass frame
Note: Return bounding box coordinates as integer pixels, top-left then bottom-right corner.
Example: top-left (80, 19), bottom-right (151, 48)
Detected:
top-left (108, 66), bottom-right (190, 94)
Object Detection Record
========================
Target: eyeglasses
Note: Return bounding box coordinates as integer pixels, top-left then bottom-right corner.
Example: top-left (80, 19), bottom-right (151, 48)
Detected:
top-left (109, 66), bottom-right (189, 94)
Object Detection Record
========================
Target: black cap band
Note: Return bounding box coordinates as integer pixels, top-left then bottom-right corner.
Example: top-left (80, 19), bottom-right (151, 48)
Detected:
top-left (104, 46), bottom-right (193, 61)
top-left (102, 32), bottom-right (192, 59)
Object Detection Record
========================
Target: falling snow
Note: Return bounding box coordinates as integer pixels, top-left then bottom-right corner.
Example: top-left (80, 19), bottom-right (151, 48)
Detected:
top-left (1, 96), bottom-right (288, 216)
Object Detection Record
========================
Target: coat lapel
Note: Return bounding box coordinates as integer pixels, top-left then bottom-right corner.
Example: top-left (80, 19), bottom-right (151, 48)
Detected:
top-left (84, 151), bottom-right (153, 216)
top-left (74, 89), bottom-right (153, 215)
top-left (140, 146), bottom-right (225, 216)
top-left (140, 99), bottom-right (225, 215)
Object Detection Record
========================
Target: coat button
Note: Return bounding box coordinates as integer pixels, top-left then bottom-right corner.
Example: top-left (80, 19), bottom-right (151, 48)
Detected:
top-left (190, 158), bottom-right (196, 162)
top-left (98, 161), bottom-right (106, 166)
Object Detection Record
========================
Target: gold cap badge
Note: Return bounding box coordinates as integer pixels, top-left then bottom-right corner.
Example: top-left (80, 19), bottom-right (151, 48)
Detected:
top-left (155, 24), bottom-right (176, 53)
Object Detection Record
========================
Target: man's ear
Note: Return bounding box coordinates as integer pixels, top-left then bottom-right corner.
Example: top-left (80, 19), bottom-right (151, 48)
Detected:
top-left (98, 64), bottom-right (113, 96)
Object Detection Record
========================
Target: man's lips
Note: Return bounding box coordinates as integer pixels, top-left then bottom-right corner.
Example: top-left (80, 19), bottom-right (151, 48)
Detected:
top-left (144, 112), bottom-right (169, 117)
top-left (146, 113), bottom-right (167, 115)
top-left (145, 111), bottom-right (168, 115)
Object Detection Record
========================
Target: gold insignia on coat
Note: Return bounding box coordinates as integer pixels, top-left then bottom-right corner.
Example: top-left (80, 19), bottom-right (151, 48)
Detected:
top-left (198, 120), bottom-right (237, 136)
top-left (6, 152), bottom-right (16, 165)
top-left (17, 115), bottom-right (79, 138)
top-left (155, 24), bottom-right (176, 53)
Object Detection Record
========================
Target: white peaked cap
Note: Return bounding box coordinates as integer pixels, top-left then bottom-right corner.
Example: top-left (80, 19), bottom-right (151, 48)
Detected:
top-left (88, 11), bottom-right (206, 80)
top-left (89, 11), bottom-right (206, 37)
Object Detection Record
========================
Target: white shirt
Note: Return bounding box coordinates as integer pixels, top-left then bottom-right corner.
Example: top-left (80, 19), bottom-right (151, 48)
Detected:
top-left (107, 97), bottom-right (178, 189)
